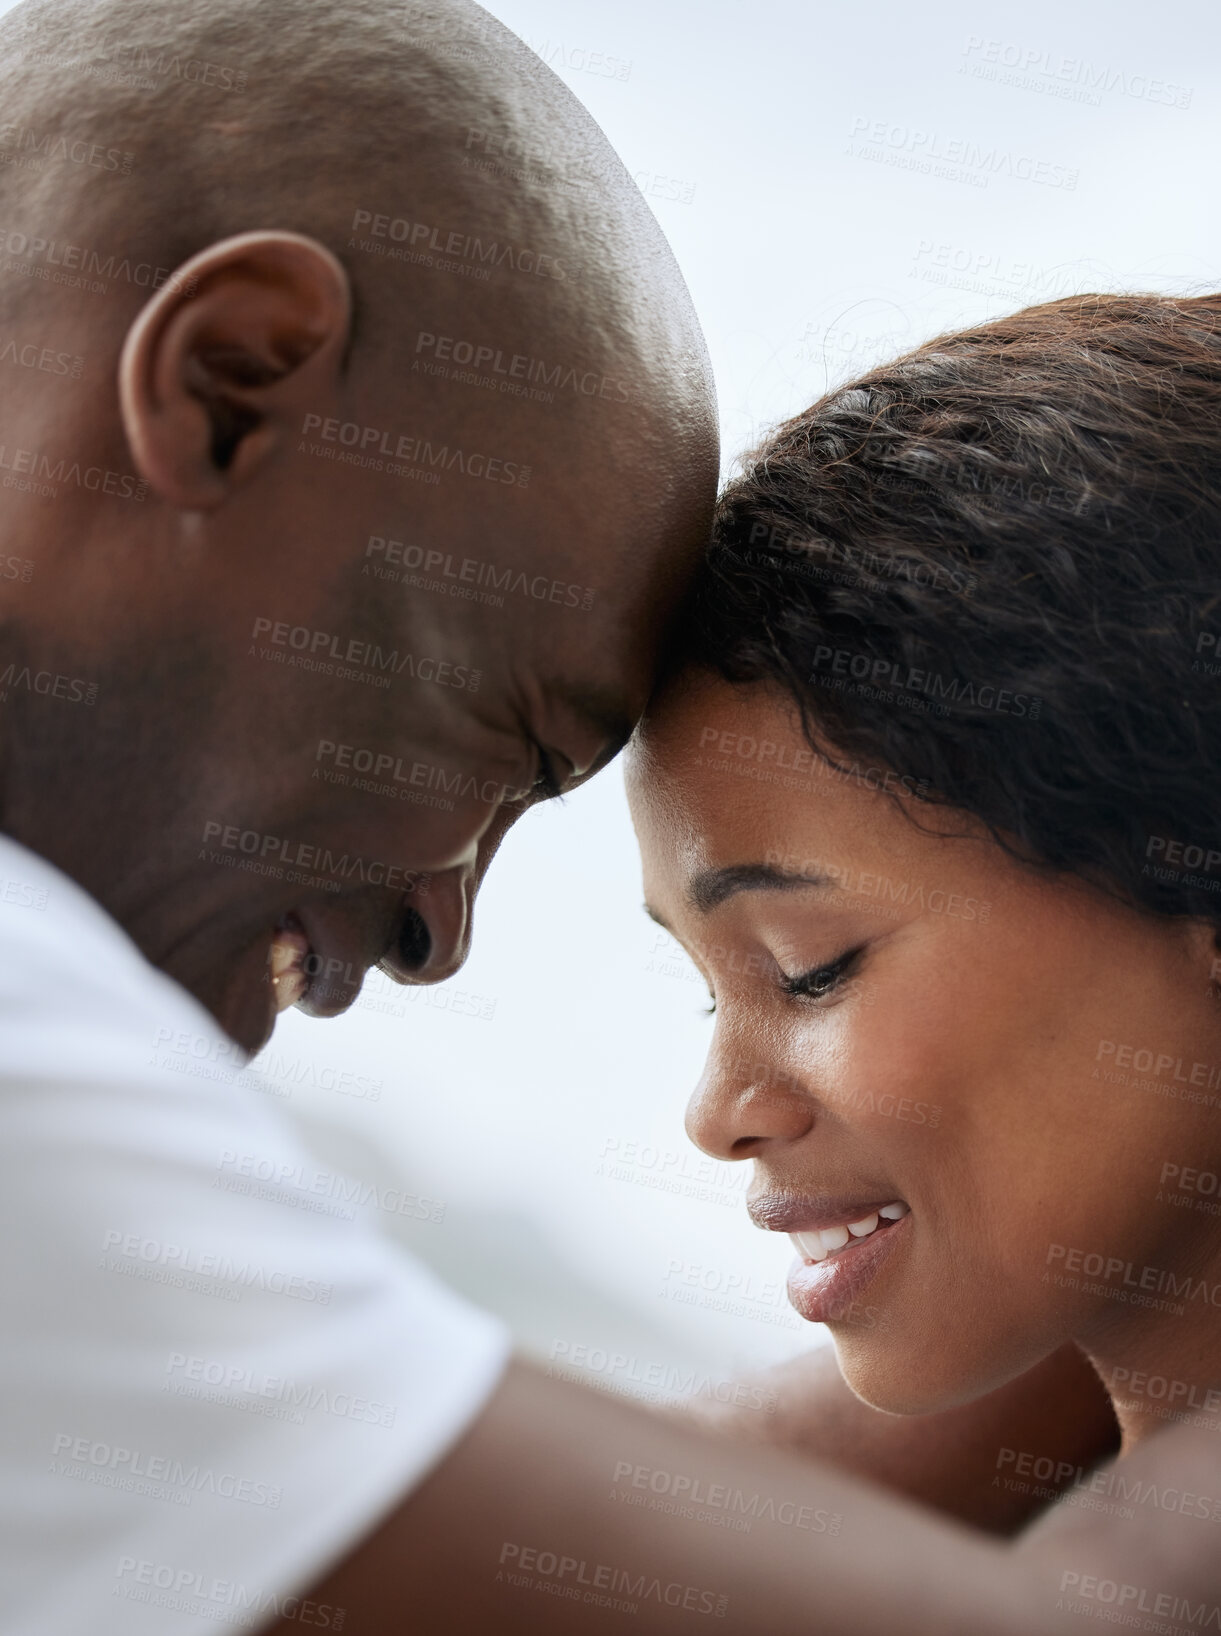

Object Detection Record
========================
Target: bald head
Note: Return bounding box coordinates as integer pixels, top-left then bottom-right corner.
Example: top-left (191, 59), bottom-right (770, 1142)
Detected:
top-left (0, 0), bottom-right (648, 264)
top-left (0, 0), bottom-right (717, 1049)
top-left (0, 0), bottom-right (705, 430)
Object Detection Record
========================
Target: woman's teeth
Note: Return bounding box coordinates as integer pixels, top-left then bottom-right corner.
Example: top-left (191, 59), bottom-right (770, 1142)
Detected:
top-left (268, 921), bottom-right (311, 1014)
top-left (791, 1201), bottom-right (909, 1262)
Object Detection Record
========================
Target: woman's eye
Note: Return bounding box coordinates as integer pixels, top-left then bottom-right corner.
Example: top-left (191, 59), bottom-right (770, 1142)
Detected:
top-left (701, 948), bottom-right (863, 1017)
top-left (782, 947), bottom-right (862, 1001)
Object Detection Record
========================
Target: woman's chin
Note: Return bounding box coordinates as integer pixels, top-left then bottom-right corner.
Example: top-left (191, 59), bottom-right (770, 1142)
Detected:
top-left (830, 1335), bottom-right (993, 1417)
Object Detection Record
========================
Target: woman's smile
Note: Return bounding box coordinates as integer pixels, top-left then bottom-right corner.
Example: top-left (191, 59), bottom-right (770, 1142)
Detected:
top-left (628, 667), bottom-right (1221, 1439)
top-left (789, 1199), bottom-right (911, 1259)
top-left (786, 1206), bottom-right (912, 1325)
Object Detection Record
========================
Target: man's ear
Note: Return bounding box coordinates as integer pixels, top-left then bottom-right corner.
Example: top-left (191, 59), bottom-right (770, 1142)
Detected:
top-left (118, 231), bottom-right (351, 510)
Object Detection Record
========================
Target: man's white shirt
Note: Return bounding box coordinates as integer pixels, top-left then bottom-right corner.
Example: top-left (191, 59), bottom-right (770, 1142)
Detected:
top-left (0, 833), bottom-right (509, 1634)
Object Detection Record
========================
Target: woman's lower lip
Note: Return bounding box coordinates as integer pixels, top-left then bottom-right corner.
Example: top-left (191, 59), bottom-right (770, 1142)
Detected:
top-left (785, 1211), bottom-right (912, 1323)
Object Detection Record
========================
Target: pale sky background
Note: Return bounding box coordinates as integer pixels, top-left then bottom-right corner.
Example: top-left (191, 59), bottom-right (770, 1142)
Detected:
top-left (25, 0), bottom-right (1221, 1398)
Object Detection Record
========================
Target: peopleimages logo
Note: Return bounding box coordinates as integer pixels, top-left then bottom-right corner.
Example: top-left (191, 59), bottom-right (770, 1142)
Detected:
top-left (960, 37), bottom-right (1191, 108)
top-left (99, 1230), bottom-right (334, 1305)
top-left (414, 330), bottom-right (631, 402)
top-left (163, 1352), bottom-right (397, 1427)
top-left (847, 115), bottom-right (1078, 189)
top-left (810, 644), bottom-right (1040, 719)
top-left (744, 519), bottom-right (977, 596)
top-left (349, 207), bottom-right (568, 280)
top-left (315, 739), bottom-right (529, 807)
top-left (0, 123), bottom-right (133, 172)
top-left (1145, 834), bottom-right (1221, 875)
top-left (695, 724), bottom-right (928, 799)
top-left (0, 332), bottom-right (83, 378)
top-left (609, 1462), bottom-right (842, 1536)
top-left (0, 663), bottom-right (96, 706)
top-left (1046, 1242), bottom-right (1221, 1309)
top-left (0, 225), bottom-right (195, 292)
top-left (0, 439), bottom-right (146, 501)
top-left (250, 617), bottom-right (481, 693)
top-left (300, 411), bottom-right (530, 488)
top-left (199, 821), bottom-right (430, 901)
top-left (363, 536), bottom-right (595, 610)
top-left (1095, 1037), bottom-right (1221, 1091)
top-left (51, 1432), bottom-right (283, 1508)
top-left (1107, 1365), bottom-right (1221, 1417)
top-left (112, 1559), bottom-right (342, 1627)
top-left (1058, 1572), bottom-right (1220, 1627)
top-left (497, 1542), bottom-right (726, 1618)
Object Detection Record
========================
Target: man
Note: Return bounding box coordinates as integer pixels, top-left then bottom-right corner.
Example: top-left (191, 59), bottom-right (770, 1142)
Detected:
top-left (0, 0), bottom-right (1206, 1632)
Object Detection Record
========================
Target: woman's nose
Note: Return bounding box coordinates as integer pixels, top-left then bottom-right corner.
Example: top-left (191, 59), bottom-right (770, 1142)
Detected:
top-left (684, 1036), bottom-right (815, 1160)
top-left (380, 865), bottom-right (472, 985)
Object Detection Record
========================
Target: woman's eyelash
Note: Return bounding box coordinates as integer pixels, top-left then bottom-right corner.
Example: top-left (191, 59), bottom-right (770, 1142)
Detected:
top-left (702, 947), bottom-right (863, 1017)
top-left (782, 946), bottom-right (863, 1001)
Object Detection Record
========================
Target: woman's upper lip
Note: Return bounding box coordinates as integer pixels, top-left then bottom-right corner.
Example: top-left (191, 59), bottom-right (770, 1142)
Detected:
top-left (747, 1193), bottom-right (908, 1234)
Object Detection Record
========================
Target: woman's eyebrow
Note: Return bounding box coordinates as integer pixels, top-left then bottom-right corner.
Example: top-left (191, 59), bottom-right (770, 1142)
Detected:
top-left (686, 863), bottom-right (833, 913)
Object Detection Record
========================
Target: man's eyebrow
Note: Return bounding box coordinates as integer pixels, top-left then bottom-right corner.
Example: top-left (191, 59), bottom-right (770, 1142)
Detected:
top-left (687, 863), bottom-right (833, 913)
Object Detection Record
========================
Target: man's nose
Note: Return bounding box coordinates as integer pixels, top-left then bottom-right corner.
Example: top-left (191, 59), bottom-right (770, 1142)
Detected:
top-left (685, 1033), bottom-right (815, 1160)
top-left (380, 866), bottom-right (472, 985)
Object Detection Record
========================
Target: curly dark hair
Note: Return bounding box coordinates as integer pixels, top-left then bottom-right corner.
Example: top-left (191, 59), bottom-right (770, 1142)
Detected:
top-left (682, 292), bottom-right (1221, 928)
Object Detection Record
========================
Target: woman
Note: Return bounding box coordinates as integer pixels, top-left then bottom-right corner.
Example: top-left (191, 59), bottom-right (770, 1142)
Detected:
top-left (628, 292), bottom-right (1221, 1514)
